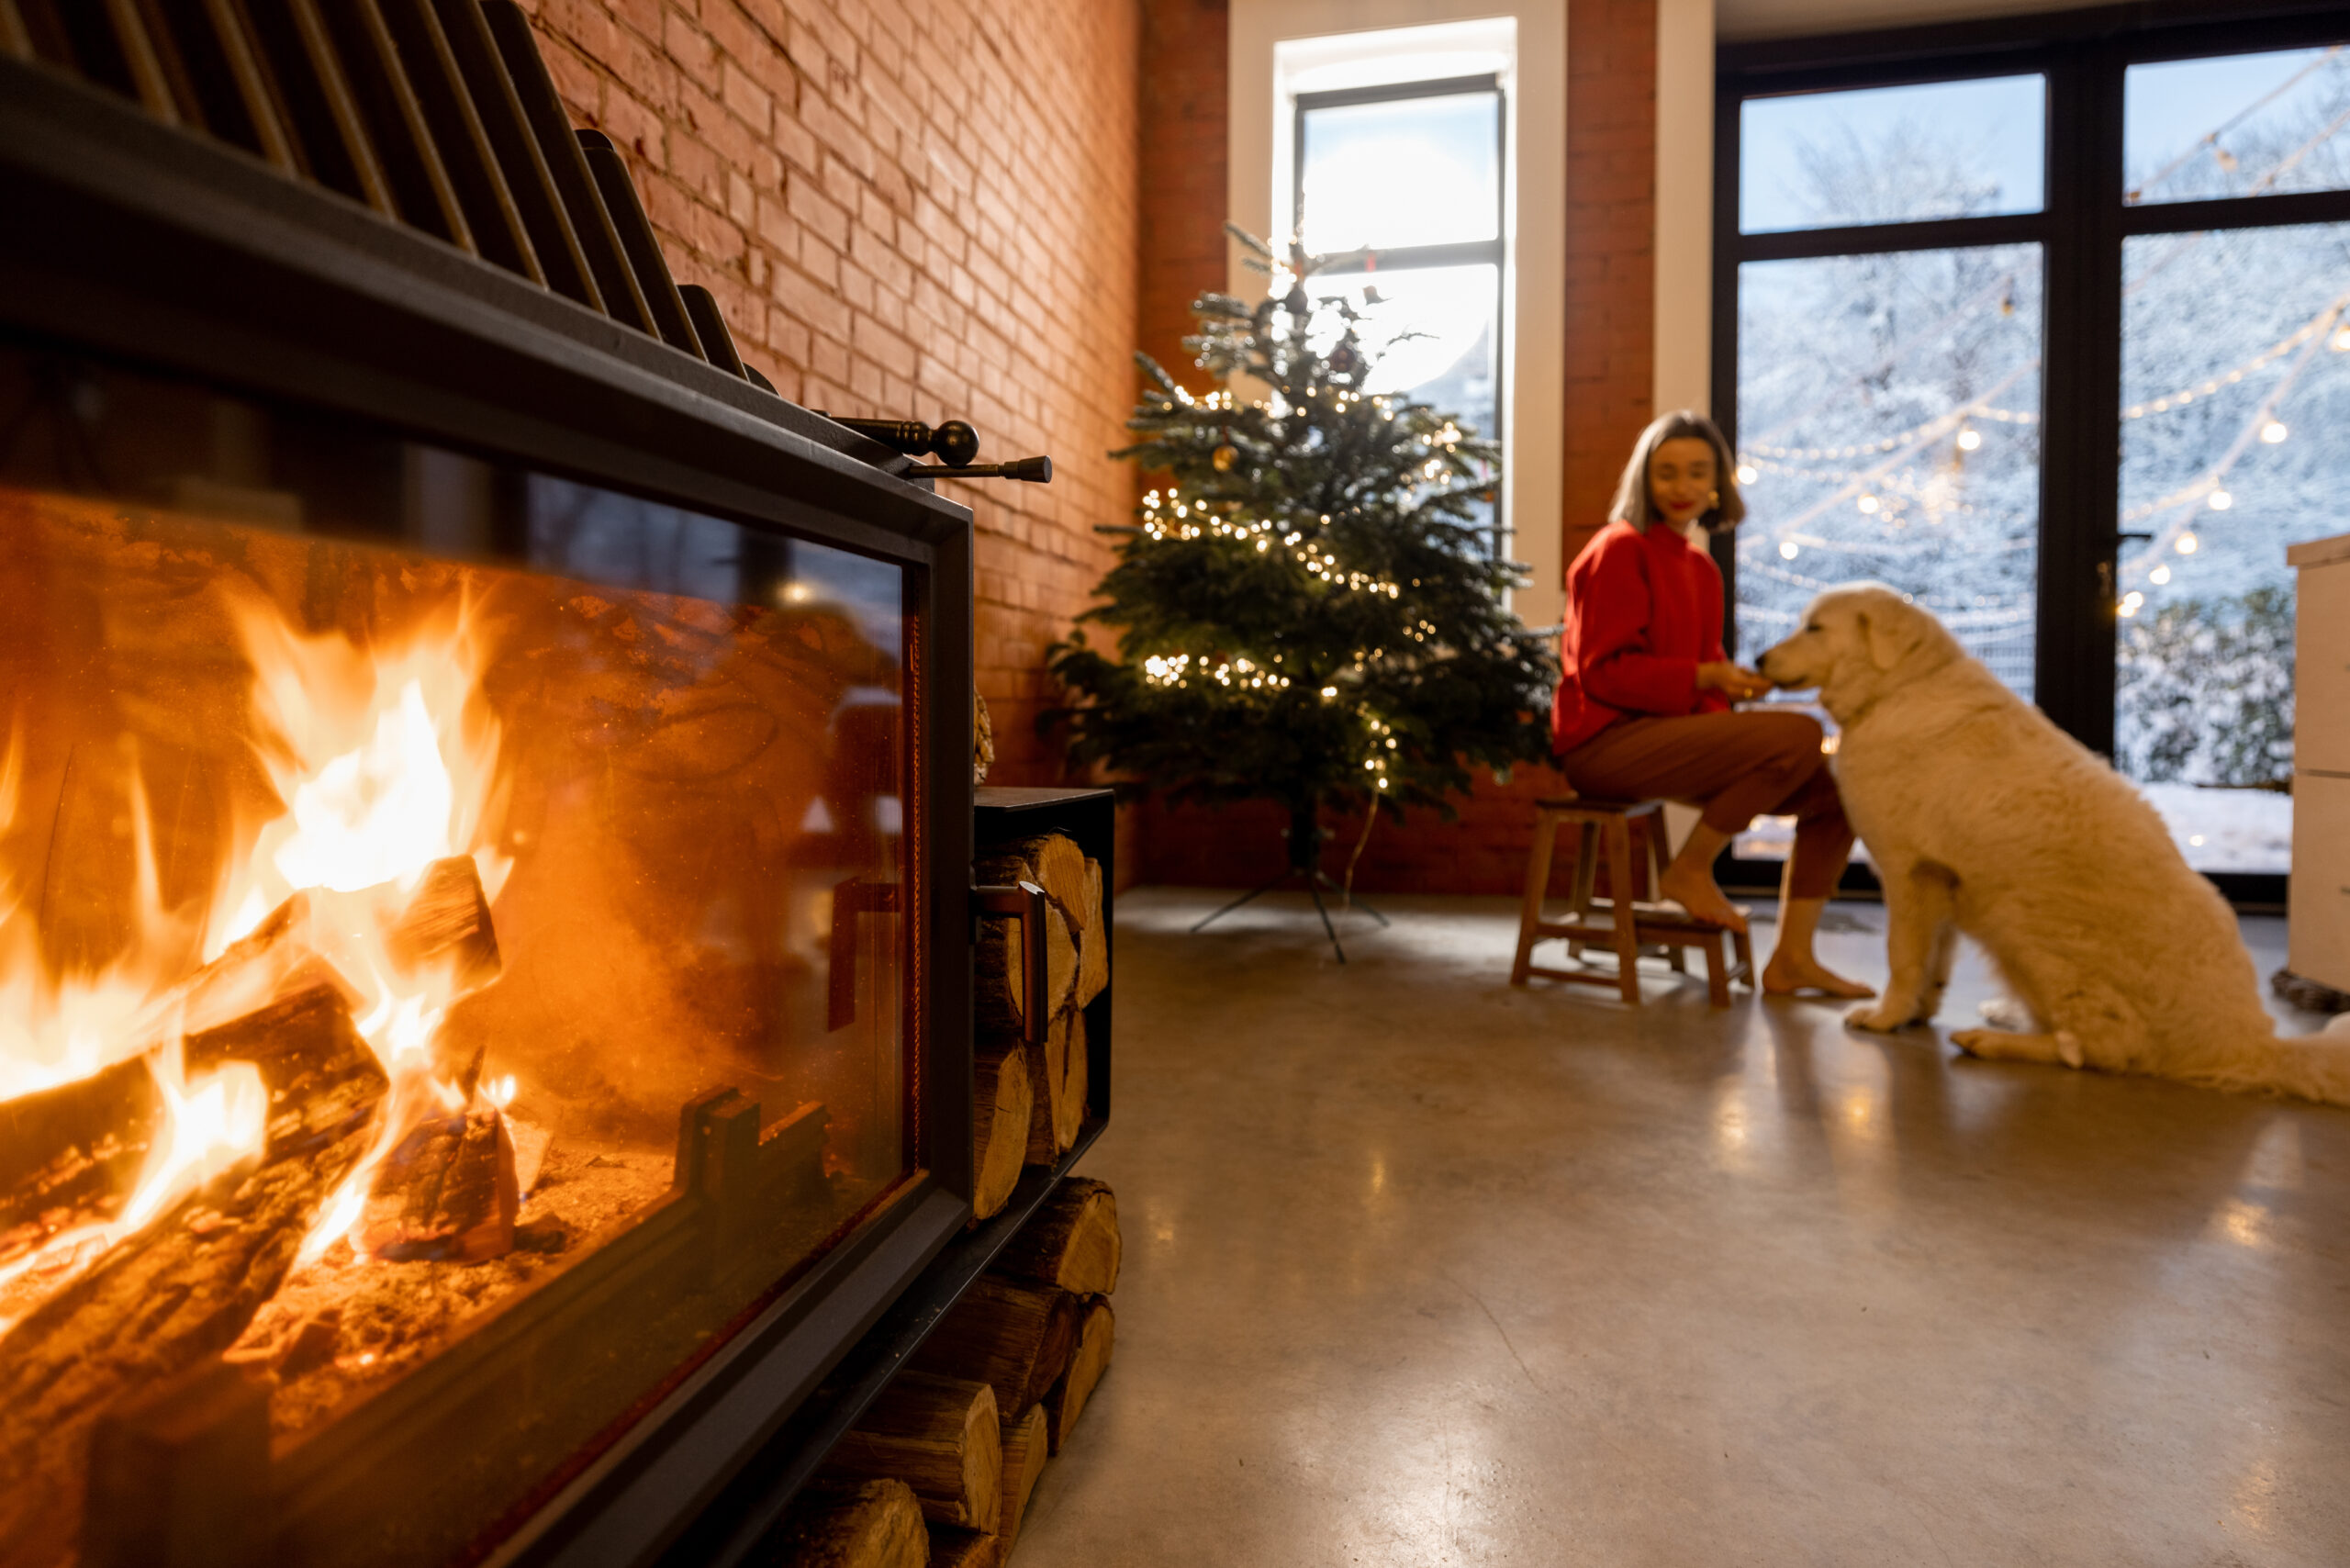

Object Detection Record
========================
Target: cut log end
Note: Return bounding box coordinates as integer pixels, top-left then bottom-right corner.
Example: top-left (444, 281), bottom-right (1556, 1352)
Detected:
top-left (926, 1524), bottom-right (1003, 1568)
top-left (1075, 856), bottom-right (1107, 1008)
top-left (1021, 1012), bottom-right (1069, 1169)
top-left (822, 1372), bottom-right (1002, 1535)
top-left (971, 1047), bottom-right (1031, 1224)
top-left (906, 1276), bottom-right (1080, 1418)
top-left (999, 1404), bottom-right (1049, 1553)
top-left (994, 1178), bottom-right (1120, 1297)
top-left (1056, 1008), bottom-right (1087, 1154)
top-left (1044, 1298), bottom-right (1114, 1456)
top-left (764, 1479), bottom-right (928, 1568)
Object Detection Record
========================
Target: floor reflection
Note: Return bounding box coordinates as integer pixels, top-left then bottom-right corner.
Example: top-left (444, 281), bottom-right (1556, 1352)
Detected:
top-left (1015, 893), bottom-right (2350, 1568)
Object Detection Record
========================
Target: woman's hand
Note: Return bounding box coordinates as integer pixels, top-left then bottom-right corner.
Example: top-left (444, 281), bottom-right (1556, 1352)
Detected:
top-left (1697, 661), bottom-right (1774, 701)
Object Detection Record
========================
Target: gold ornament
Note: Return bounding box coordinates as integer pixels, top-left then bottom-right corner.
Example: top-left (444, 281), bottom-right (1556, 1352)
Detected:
top-left (1212, 443), bottom-right (1237, 472)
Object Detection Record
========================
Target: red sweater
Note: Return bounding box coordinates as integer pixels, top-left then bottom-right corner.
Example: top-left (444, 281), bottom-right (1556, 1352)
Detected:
top-left (1551, 520), bottom-right (1729, 754)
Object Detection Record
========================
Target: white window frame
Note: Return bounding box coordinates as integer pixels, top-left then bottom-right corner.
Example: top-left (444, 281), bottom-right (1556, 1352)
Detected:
top-left (1231, 3), bottom-right (1566, 630)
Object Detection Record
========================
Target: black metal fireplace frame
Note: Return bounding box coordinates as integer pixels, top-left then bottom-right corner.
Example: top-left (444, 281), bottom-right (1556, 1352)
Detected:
top-left (0, 55), bottom-right (991, 1568)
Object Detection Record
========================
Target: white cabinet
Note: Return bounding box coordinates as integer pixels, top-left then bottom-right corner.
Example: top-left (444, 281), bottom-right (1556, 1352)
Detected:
top-left (2289, 532), bottom-right (2350, 993)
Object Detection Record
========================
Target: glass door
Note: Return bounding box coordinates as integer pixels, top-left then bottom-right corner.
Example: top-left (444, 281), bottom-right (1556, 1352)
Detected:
top-left (2113, 47), bottom-right (2350, 878)
top-left (1718, 21), bottom-right (2350, 902)
top-left (1722, 73), bottom-right (2050, 873)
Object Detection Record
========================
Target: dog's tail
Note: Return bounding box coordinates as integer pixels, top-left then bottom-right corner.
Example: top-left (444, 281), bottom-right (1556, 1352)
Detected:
top-left (2207, 1020), bottom-right (2350, 1106)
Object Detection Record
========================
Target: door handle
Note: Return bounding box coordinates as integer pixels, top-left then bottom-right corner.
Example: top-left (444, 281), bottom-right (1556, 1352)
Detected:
top-left (971, 880), bottom-right (1049, 1047)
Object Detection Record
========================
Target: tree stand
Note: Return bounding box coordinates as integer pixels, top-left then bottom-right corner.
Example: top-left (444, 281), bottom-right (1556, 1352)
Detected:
top-left (1189, 804), bottom-right (1389, 962)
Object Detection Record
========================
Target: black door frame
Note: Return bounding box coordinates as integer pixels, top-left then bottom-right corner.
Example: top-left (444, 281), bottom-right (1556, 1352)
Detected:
top-left (1711, 0), bottom-right (2350, 908)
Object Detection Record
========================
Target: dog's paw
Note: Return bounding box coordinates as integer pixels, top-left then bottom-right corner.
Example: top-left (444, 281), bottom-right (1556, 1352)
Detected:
top-left (1977, 996), bottom-right (2031, 1032)
top-left (1845, 1003), bottom-right (1918, 1034)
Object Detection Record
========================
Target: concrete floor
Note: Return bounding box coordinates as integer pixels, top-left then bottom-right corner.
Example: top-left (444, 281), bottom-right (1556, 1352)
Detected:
top-left (1013, 890), bottom-right (2350, 1568)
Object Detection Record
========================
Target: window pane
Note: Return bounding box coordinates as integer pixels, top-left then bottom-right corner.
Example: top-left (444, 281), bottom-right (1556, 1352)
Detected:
top-left (2125, 46), bottom-right (2350, 206)
top-left (1352, 263), bottom-right (1498, 434)
top-left (1300, 90), bottom-right (1500, 253)
top-left (2112, 222), bottom-right (2348, 872)
top-left (1740, 76), bottom-right (2044, 232)
top-left (1315, 265), bottom-right (1501, 532)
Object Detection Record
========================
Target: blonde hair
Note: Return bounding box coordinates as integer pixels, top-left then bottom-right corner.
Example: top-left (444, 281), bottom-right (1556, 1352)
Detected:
top-left (1608, 410), bottom-right (1745, 533)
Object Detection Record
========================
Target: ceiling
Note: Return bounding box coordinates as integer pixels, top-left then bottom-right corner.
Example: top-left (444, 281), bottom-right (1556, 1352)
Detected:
top-left (1716, 0), bottom-right (2099, 43)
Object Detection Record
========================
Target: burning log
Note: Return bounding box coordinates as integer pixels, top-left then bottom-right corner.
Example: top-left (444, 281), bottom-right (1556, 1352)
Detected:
top-left (358, 1106), bottom-right (520, 1262)
top-left (179, 854), bottom-right (502, 1036)
top-left (763, 1479), bottom-right (929, 1568)
top-left (1043, 1297), bottom-right (1114, 1456)
top-left (0, 1111), bottom-right (380, 1567)
top-left (904, 1275), bottom-right (1081, 1419)
top-left (383, 856), bottom-right (502, 993)
top-left (821, 1372), bottom-right (1003, 1533)
top-left (184, 983), bottom-right (386, 1163)
top-left (998, 1405), bottom-right (1049, 1554)
top-left (0, 1057), bottom-right (165, 1270)
top-left (990, 1177), bottom-right (1120, 1298)
top-left (970, 1044), bottom-right (1030, 1224)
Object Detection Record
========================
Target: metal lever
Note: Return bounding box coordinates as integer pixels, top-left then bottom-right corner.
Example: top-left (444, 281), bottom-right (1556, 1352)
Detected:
top-left (923, 456), bottom-right (1053, 483)
top-left (817, 414), bottom-right (980, 465)
top-left (972, 880), bottom-right (1049, 1047)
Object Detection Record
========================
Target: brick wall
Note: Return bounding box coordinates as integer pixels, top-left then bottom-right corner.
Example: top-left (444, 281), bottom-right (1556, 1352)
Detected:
top-left (518, 0), bottom-right (1140, 784)
top-left (1131, 0), bottom-right (1662, 894)
top-left (1564, 0), bottom-right (1658, 570)
top-left (1137, 0), bottom-right (1229, 386)
top-left (512, 0), bottom-right (1663, 895)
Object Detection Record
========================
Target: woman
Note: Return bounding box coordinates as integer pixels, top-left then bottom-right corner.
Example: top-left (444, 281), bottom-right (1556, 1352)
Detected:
top-left (1553, 410), bottom-right (1872, 999)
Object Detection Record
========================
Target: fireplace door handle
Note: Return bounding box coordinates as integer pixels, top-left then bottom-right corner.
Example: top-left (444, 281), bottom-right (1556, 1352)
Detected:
top-left (970, 879), bottom-right (1049, 1047)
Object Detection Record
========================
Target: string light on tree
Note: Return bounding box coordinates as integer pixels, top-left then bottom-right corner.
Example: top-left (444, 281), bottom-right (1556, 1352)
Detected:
top-left (2177, 532), bottom-right (2199, 554)
top-left (1955, 427), bottom-right (1983, 451)
top-left (2151, 564), bottom-right (2172, 584)
top-left (1046, 226), bottom-right (1555, 913)
top-left (2261, 420), bottom-right (2288, 443)
top-left (2120, 590), bottom-right (2145, 618)
top-left (1780, 540), bottom-right (1800, 560)
top-left (2208, 489), bottom-right (2233, 510)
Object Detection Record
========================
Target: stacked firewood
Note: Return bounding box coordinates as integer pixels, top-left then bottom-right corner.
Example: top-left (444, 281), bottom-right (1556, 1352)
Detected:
top-left (770, 1179), bottom-right (1123, 1567)
top-left (970, 835), bottom-right (1105, 1221)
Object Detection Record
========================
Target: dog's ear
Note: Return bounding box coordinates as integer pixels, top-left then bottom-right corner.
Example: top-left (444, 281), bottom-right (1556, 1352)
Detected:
top-left (1862, 602), bottom-right (1928, 671)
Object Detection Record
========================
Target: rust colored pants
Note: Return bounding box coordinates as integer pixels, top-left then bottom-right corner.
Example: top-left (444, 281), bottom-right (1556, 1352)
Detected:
top-left (1558, 711), bottom-right (1855, 898)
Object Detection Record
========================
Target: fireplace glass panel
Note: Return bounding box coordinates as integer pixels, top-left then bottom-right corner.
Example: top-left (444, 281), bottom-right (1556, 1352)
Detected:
top-left (0, 347), bottom-right (915, 1565)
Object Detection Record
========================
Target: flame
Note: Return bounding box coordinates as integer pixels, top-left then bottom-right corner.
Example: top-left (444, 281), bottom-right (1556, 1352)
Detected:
top-left (218, 600), bottom-right (509, 957)
top-left (0, 593), bottom-right (512, 1305)
top-left (118, 1054), bottom-right (267, 1231)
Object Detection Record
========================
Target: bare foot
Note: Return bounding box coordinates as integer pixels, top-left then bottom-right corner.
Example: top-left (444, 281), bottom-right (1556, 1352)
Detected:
top-left (1656, 863), bottom-right (1747, 932)
top-left (1762, 955), bottom-right (1876, 999)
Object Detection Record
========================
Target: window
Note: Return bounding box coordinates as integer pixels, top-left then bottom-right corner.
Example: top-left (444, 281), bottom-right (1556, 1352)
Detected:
top-left (1296, 75), bottom-right (1505, 525)
top-left (1719, 14), bottom-right (2350, 898)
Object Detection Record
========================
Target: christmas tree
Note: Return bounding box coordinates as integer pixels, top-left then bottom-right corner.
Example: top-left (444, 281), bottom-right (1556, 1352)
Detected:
top-left (1045, 229), bottom-right (1557, 911)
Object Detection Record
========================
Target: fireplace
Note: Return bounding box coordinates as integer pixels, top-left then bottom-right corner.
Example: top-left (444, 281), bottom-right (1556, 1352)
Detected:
top-left (0, 9), bottom-right (1034, 1566)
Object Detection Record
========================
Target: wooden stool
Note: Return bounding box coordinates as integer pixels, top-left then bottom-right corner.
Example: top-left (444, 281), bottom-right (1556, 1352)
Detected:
top-left (1509, 795), bottom-right (1755, 1006)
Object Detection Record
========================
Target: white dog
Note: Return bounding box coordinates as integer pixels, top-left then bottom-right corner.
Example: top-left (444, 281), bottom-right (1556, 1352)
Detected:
top-left (1757, 583), bottom-right (2350, 1105)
